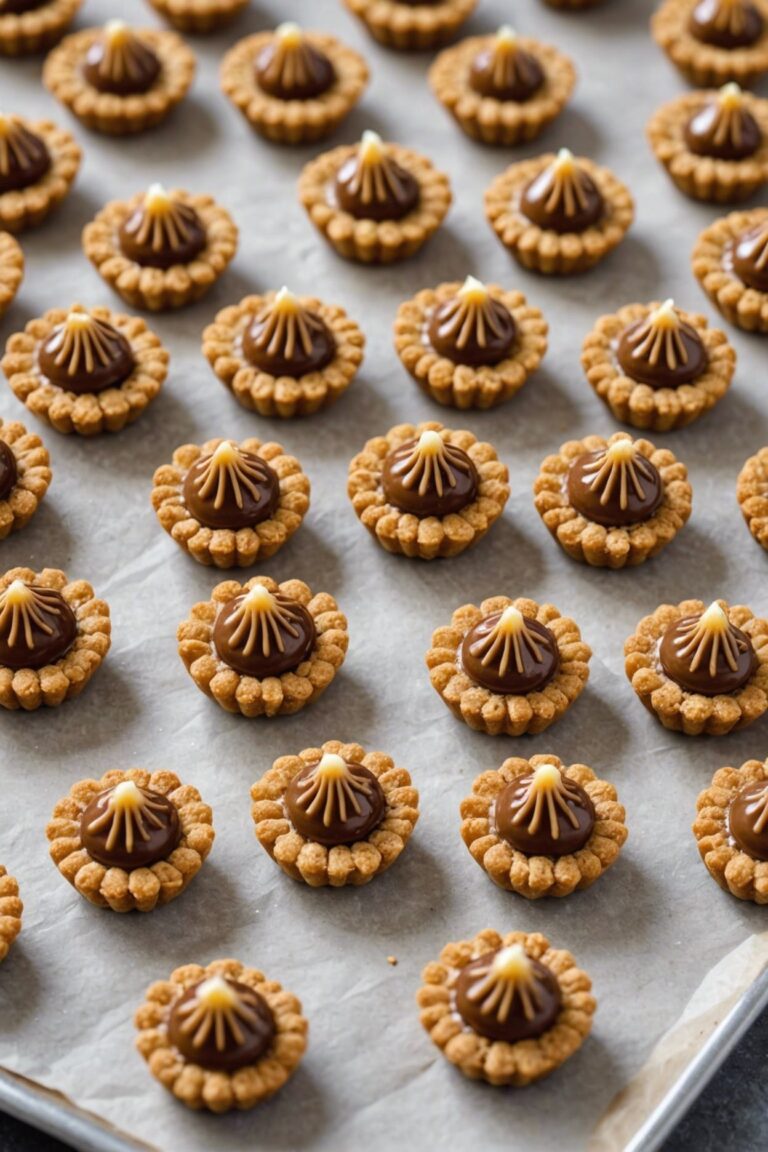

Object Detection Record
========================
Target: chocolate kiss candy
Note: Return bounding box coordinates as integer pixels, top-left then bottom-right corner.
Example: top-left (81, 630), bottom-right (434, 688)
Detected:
top-left (83, 20), bottom-right (162, 96)
top-left (455, 944), bottom-right (562, 1043)
top-left (469, 26), bottom-right (544, 102)
top-left (168, 975), bottom-right (276, 1072)
top-left (689, 0), bottom-right (764, 49)
top-left (685, 84), bottom-right (761, 160)
top-left (0, 113), bottom-right (51, 193)
top-left (285, 752), bottom-right (386, 846)
top-left (38, 309), bottom-right (135, 394)
top-left (255, 22), bottom-right (335, 100)
top-left (494, 762), bottom-right (595, 857)
top-left (0, 579), bottom-right (77, 670)
top-left (729, 781), bottom-right (768, 861)
top-left (520, 148), bottom-right (604, 234)
top-left (118, 184), bottom-right (207, 270)
top-left (381, 429), bottom-right (479, 517)
top-left (733, 220), bottom-right (768, 292)
top-left (616, 299), bottom-right (708, 389)
top-left (213, 584), bottom-right (316, 678)
top-left (183, 441), bottom-right (280, 530)
top-left (461, 605), bottom-right (559, 694)
top-left (334, 130), bottom-right (420, 222)
top-left (80, 780), bottom-right (181, 869)
top-left (659, 601), bottom-right (757, 695)
top-left (427, 276), bottom-right (516, 367)
top-left (567, 439), bottom-right (664, 528)
top-left (242, 286), bottom-right (336, 378)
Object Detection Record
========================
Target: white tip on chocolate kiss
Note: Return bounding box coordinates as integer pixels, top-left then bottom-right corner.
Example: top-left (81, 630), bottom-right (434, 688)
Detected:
top-left (491, 944), bottom-right (533, 982)
top-left (241, 584), bottom-right (276, 612)
top-left (315, 753), bottom-right (348, 779)
top-left (360, 130), bottom-right (384, 162)
top-left (459, 275), bottom-right (488, 301)
top-left (195, 975), bottom-right (238, 1011)
top-left (719, 81), bottom-right (744, 107)
top-left (3, 579), bottom-right (32, 606)
top-left (496, 25), bottom-right (518, 44)
top-left (554, 147), bottom-right (575, 170)
top-left (700, 601), bottom-right (729, 630)
top-left (276, 21), bottom-right (302, 43)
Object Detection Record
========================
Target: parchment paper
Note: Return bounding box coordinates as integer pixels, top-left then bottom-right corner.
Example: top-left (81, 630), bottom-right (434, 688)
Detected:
top-left (1, 1), bottom-right (767, 1150)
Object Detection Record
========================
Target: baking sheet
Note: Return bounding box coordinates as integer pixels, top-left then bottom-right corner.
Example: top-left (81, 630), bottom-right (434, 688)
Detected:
top-left (1, 0), bottom-right (768, 1149)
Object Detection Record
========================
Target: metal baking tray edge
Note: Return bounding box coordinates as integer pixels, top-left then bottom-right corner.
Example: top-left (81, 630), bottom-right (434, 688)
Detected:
top-left (2, 961), bottom-right (767, 1152)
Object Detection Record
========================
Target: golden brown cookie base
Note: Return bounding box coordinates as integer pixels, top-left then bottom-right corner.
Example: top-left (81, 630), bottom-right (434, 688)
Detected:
top-left (0, 232), bottom-right (23, 318)
top-left (252, 740), bottom-right (419, 886)
top-left (135, 958), bottom-right (308, 1112)
top-left (625, 599), bottom-right (768, 736)
top-left (429, 36), bottom-right (576, 146)
top-left (652, 0), bottom-right (768, 87)
top-left (83, 191), bottom-right (238, 311)
top-left (485, 153), bottom-right (634, 275)
top-left (43, 28), bottom-right (196, 136)
top-left (0, 866), bottom-right (22, 962)
top-left (694, 759), bottom-right (768, 903)
top-left (737, 446), bottom-right (768, 551)
top-left (461, 755), bottom-right (627, 898)
top-left (202, 292), bottom-right (365, 418)
top-left (581, 302), bottom-right (735, 432)
top-left (344, 0), bottom-right (477, 50)
top-left (178, 575), bottom-right (349, 717)
top-left (417, 929), bottom-right (595, 1085)
top-left (533, 432), bottom-right (692, 568)
top-left (647, 91), bottom-right (768, 203)
top-left (0, 418), bottom-right (51, 538)
top-left (0, 0), bottom-right (80, 56)
top-left (46, 769), bottom-right (215, 912)
top-left (0, 119), bottom-right (80, 233)
top-left (692, 208), bottom-right (768, 332)
top-left (221, 32), bottom-right (369, 145)
top-left (394, 282), bottom-right (548, 409)
top-left (147, 0), bottom-right (250, 33)
top-left (347, 422), bottom-right (510, 559)
top-left (299, 142), bottom-right (452, 264)
top-left (2, 305), bottom-right (169, 436)
top-left (426, 595), bottom-right (591, 736)
top-left (152, 437), bottom-right (311, 568)
top-left (0, 567), bottom-right (110, 711)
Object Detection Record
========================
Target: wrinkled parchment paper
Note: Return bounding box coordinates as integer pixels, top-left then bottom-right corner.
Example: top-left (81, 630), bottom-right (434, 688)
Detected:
top-left (1, 1), bottom-right (767, 1150)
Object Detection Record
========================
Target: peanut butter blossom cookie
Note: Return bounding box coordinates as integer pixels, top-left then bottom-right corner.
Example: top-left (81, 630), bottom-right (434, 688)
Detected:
top-left (393, 276), bottom-right (548, 409)
top-left (417, 929), bottom-right (595, 1086)
top-left (652, 0), bottom-right (768, 87)
top-left (429, 26), bottom-right (576, 146)
top-left (83, 184), bottom-right (237, 312)
top-left (203, 286), bottom-right (364, 418)
top-left (0, 567), bottom-right (110, 710)
top-left (135, 958), bottom-right (307, 1112)
top-left (145, 0), bottom-right (250, 34)
top-left (737, 446), bottom-right (768, 549)
top-left (0, 231), bottom-right (22, 316)
top-left (427, 595), bottom-right (591, 736)
top-left (2, 304), bottom-right (169, 436)
top-left (0, 112), bottom-right (80, 232)
top-left (648, 83), bottom-right (768, 202)
top-left (348, 422), bottom-right (510, 559)
top-left (178, 576), bottom-right (348, 717)
top-left (152, 437), bottom-right (310, 568)
top-left (581, 298), bottom-right (735, 431)
top-left (694, 758), bottom-right (768, 902)
top-left (485, 147), bottom-right (634, 275)
top-left (693, 207), bottom-right (768, 331)
top-left (343, 0), bottom-right (477, 50)
top-left (43, 20), bottom-right (196, 136)
top-left (251, 740), bottom-right (419, 887)
top-left (0, 0), bottom-right (80, 56)
top-left (625, 599), bottom-right (768, 736)
top-left (221, 22), bottom-right (369, 145)
top-left (0, 417), bottom-right (51, 538)
top-left (0, 866), bottom-right (21, 961)
top-left (534, 432), bottom-right (692, 568)
top-left (299, 129), bottom-right (452, 264)
top-left (460, 756), bottom-right (627, 899)
top-left (46, 769), bottom-right (214, 913)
